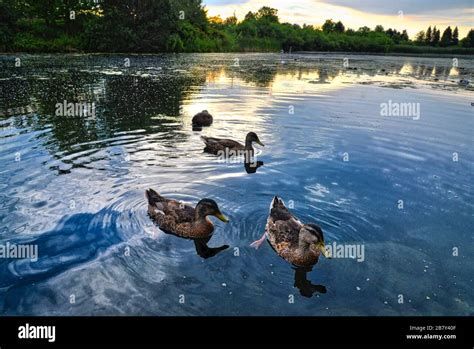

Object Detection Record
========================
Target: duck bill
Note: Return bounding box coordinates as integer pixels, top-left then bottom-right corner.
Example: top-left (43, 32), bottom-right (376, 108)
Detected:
top-left (256, 140), bottom-right (265, 147)
top-left (318, 244), bottom-right (331, 258)
top-left (215, 212), bottom-right (229, 223)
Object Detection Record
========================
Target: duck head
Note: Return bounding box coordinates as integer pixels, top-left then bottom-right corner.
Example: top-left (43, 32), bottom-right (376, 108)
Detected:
top-left (300, 223), bottom-right (330, 258)
top-left (195, 199), bottom-right (229, 223)
top-left (245, 132), bottom-right (264, 147)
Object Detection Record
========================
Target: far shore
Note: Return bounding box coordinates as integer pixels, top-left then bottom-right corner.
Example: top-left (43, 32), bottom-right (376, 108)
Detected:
top-left (1, 50), bottom-right (474, 58)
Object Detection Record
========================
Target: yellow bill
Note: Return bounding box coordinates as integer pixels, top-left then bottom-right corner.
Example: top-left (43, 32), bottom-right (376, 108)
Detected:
top-left (215, 212), bottom-right (229, 223)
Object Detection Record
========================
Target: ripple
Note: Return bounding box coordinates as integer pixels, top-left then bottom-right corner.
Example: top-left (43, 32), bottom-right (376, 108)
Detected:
top-left (0, 53), bottom-right (473, 315)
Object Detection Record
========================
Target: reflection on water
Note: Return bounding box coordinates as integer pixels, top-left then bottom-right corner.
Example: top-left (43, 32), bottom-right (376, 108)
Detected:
top-left (244, 160), bottom-right (264, 174)
top-left (194, 237), bottom-right (229, 260)
top-left (0, 53), bottom-right (473, 315)
top-left (294, 266), bottom-right (327, 298)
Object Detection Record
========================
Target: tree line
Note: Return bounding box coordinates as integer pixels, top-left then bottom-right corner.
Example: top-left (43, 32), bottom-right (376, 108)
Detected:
top-left (415, 26), bottom-right (462, 47)
top-left (1, 0), bottom-right (473, 53)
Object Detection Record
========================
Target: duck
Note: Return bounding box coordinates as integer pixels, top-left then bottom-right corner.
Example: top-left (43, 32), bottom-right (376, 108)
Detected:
top-left (250, 196), bottom-right (330, 267)
top-left (192, 110), bottom-right (213, 127)
top-left (145, 189), bottom-right (228, 239)
top-left (200, 132), bottom-right (264, 156)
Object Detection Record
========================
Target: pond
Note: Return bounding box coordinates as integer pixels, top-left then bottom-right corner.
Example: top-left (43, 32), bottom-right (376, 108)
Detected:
top-left (0, 53), bottom-right (473, 315)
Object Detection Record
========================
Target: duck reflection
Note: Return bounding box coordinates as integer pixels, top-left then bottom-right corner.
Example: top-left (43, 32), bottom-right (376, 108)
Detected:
top-left (146, 189), bottom-right (229, 260)
top-left (293, 266), bottom-right (327, 297)
top-left (244, 159), bottom-right (264, 174)
top-left (194, 237), bottom-right (229, 259)
top-left (251, 196), bottom-right (330, 298)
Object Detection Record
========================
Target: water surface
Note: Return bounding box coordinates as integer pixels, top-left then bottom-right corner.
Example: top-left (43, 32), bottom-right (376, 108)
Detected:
top-left (0, 53), bottom-right (473, 315)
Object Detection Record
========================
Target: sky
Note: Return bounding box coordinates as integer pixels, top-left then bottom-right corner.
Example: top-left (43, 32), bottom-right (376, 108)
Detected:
top-left (204, 0), bottom-right (473, 38)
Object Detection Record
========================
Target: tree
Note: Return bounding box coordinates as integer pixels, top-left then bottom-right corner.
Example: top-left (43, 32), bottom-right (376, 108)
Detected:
top-left (244, 11), bottom-right (256, 21)
top-left (322, 19), bottom-right (335, 33)
top-left (0, 0), bottom-right (19, 50)
top-left (255, 7), bottom-right (278, 23)
top-left (224, 15), bottom-right (238, 26)
top-left (401, 30), bottom-right (409, 41)
top-left (334, 21), bottom-right (345, 33)
top-left (440, 26), bottom-right (452, 47)
top-left (435, 27), bottom-right (441, 46)
top-left (431, 26), bottom-right (440, 46)
top-left (374, 25), bottom-right (384, 33)
top-left (415, 31), bottom-right (425, 44)
top-left (358, 26), bottom-right (371, 34)
top-left (385, 28), bottom-right (403, 44)
top-left (452, 26), bottom-right (459, 45)
top-left (425, 26), bottom-right (432, 45)
top-left (460, 29), bottom-right (474, 48)
top-left (2, 0), bottom-right (473, 54)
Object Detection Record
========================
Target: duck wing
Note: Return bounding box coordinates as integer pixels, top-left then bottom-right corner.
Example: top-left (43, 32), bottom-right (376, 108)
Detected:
top-left (146, 189), bottom-right (195, 224)
top-left (201, 136), bottom-right (243, 149)
top-left (161, 199), bottom-right (195, 223)
top-left (266, 196), bottom-right (303, 246)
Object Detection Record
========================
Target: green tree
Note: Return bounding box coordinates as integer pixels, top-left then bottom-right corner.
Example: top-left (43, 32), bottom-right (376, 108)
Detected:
top-left (415, 30), bottom-right (426, 45)
top-left (460, 29), bottom-right (474, 47)
top-left (415, 31), bottom-right (425, 44)
top-left (224, 15), bottom-right (238, 26)
top-left (452, 26), bottom-right (459, 45)
top-left (0, 0), bottom-right (19, 50)
top-left (334, 21), bottom-right (345, 33)
top-left (431, 26), bottom-right (440, 46)
top-left (322, 19), bottom-right (336, 33)
top-left (3, 1), bottom-right (473, 54)
top-left (255, 7), bottom-right (279, 23)
top-left (425, 26), bottom-right (432, 45)
top-left (440, 26), bottom-right (452, 47)
top-left (401, 30), bottom-right (409, 41)
top-left (374, 25), bottom-right (384, 33)
top-left (244, 11), bottom-right (256, 21)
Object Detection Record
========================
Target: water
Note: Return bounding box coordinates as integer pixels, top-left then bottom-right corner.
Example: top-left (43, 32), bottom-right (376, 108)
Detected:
top-left (0, 53), bottom-right (473, 315)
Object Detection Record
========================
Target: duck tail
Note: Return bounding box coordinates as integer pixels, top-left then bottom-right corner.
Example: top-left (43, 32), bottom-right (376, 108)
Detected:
top-left (200, 135), bottom-right (209, 144)
top-left (145, 189), bottom-right (164, 205)
top-left (270, 196), bottom-right (283, 211)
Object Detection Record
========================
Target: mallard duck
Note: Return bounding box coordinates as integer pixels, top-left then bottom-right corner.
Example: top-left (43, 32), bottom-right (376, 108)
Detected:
top-left (201, 132), bottom-right (264, 156)
top-left (145, 189), bottom-right (228, 239)
top-left (250, 196), bottom-right (330, 267)
top-left (192, 110), bottom-right (213, 127)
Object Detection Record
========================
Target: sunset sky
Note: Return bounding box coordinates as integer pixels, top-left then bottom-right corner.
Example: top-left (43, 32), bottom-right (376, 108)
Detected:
top-left (204, 0), bottom-right (473, 38)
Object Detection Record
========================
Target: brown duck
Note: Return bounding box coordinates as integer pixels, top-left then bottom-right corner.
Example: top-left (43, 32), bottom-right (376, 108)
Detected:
top-left (192, 110), bottom-right (213, 127)
top-left (200, 132), bottom-right (264, 156)
top-left (251, 196), bottom-right (330, 267)
top-left (145, 189), bottom-right (228, 239)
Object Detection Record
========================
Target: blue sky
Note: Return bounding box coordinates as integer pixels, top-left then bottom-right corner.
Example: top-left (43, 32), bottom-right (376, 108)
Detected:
top-left (204, 0), bottom-right (473, 37)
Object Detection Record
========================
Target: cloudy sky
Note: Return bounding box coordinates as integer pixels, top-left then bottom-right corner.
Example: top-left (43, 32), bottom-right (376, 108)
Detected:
top-left (204, 0), bottom-right (473, 37)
